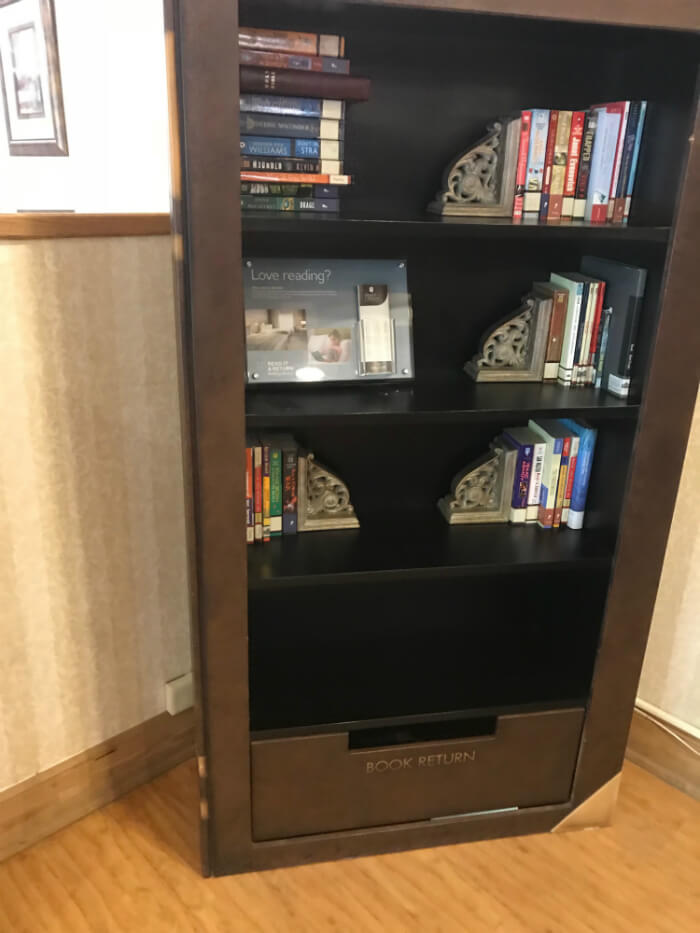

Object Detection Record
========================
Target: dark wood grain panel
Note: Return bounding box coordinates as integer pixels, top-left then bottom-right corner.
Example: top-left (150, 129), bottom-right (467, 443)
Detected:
top-left (573, 88), bottom-right (700, 805)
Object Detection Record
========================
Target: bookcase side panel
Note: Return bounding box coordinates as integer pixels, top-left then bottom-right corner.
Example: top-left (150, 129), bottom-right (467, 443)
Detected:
top-left (573, 90), bottom-right (700, 806)
top-left (172, 0), bottom-right (252, 874)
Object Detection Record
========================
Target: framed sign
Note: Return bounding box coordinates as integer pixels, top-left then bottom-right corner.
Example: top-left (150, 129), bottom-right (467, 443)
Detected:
top-left (243, 258), bottom-right (415, 385)
top-left (0, 0), bottom-right (68, 155)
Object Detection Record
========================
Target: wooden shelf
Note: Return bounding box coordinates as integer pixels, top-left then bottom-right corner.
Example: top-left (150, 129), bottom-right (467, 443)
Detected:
top-left (246, 376), bottom-right (639, 427)
top-left (242, 212), bottom-right (671, 243)
top-left (247, 514), bottom-right (614, 589)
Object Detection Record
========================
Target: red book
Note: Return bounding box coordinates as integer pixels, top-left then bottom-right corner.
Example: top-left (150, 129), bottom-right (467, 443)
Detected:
top-left (561, 110), bottom-right (585, 220)
top-left (240, 170), bottom-right (351, 185)
top-left (253, 442), bottom-right (263, 542)
top-left (586, 281), bottom-right (607, 384)
top-left (538, 110), bottom-right (559, 222)
top-left (245, 447), bottom-right (254, 543)
top-left (512, 110), bottom-right (532, 223)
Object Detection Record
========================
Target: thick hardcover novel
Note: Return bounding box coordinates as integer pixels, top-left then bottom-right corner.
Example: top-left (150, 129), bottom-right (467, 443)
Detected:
top-left (240, 66), bottom-right (370, 102)
top-left (240, 48), bottom-right (350, 75)
top-left (240, 94), bottom-right (345, 120)
top-left (580, 256), bottom-right (647, 398)
top-left (241, 135), bottom-right (342, 160)
top-left (239, 27), bottom-right (345, 58)
top-left (240, 112), bottom-right (344, 141)
top-left (533, 282), bottom-right (567, 381)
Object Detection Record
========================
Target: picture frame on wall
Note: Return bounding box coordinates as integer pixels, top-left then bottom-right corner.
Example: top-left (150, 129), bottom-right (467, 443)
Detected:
top-left (0, 0), bottom-right (68, 155)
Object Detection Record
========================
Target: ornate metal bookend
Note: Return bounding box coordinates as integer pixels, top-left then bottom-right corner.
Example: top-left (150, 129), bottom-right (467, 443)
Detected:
top-left (438, 440), bottom-right (517, 525)
top-left (298, 452), bottom-right (360, 532)
top-left (427, 116), bottom-right (521, 217)
top-left (464, 294), bottom-right (551, 383)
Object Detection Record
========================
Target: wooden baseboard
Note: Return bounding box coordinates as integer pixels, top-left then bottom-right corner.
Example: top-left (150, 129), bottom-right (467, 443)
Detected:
top-left (626, 709), bottom-right (700, 800)
top-left (0, 709), bottom-right (195, 863)
top-left (0, 213), bottom-right (170, 239)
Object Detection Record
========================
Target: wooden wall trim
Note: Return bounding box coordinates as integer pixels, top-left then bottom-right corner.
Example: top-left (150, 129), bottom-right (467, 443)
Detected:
top-left (0, 213), bottom-right (171, 239)
top-left (0, 710), bottom-right (195, 864)
top-left (626, 709), bottom-right (700, 800)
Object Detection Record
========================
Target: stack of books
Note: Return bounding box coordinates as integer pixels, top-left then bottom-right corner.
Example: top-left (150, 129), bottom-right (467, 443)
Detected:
top-left (246, 433), bottom-right (298, 543)
top-left (512, 102), bottom-right (647, 225)
top-left (238, 26), bottom-right (371, 214)
top-left (524, 256), bottom-right (646, 398)
top-left (499, 419), bottom-right (598, 530)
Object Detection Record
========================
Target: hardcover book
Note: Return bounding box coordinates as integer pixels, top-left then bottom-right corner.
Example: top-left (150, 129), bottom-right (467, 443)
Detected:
top-left (241, 195), bottom-right (339, 212)
top-left (243, 258), bottom-right (414, 384)
top-left (240, 112), bottom-right (344, 140)
top-left (560, 419), bottom-right (598, 529)
top-left (241, 157), bottom-right (345, 175)
top-left (549, 273), bottom-right (584, 386)
top-left (561, 110), bottom-right (585, 219)
top-left (523, 109), bottom-right (550, 216)
top-left (528, 419), bottom-right (565, 529)
top-left (547, 110), bottom-right (572, 222)
top-left (612, 101), bottom-right (642, 224)
top-left (503, 427), bottom-right (539, 523)
top-left (239, 49), bottom-right (350, 75)
top-left (241, 136), bottom-right (342, 161)
top-left (240, 66), bottom-right (370, 102)
top-left (239, 27), bottom-right (345, 58)
top-left (623, 101), bottom-right (647, 224)
top-left (532, 282), bottom-right (567, 381)
top-left (573, 110), bottom-right (598, 219)
top-left (584, 106), bottom-right (622, 223)
top-left (538, 110), bottom-right (559, 222)
top-left (512, 110), bottom-right (532, 222)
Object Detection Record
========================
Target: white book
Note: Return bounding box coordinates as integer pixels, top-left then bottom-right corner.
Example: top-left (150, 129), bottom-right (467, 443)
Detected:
top-left (607, 101), bottom-right (630, 220)
top-left (578, 280), bottom-right (599, 386)
top-left (527, 440), bottom-right (547, 522)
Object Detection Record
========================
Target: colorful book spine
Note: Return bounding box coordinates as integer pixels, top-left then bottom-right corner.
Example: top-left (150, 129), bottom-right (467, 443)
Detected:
top-left (241, 170), bottom-right (349, 186)
top-left (561, 420), bottom-right (598, 530)
top-left (240, 48), bottom-right (350, 74)
top-left (269, 448), bottom-right (282, 536)
top-left (553, 435), bottom-right (571, 528)
top-left (239, 66), bottom-right (370, 103)
top-left (538, 110), bottom-right (559, 222)
top-left (605, 101), bottom-right (630, 221)
top-left (240, 94), bottom-right (345, 120)
top-left (584, 107), bottom-right (622, 223)
top-left (569, 278), bottom-right (589, 386)
top-left (547, 110), bottom-right (572, 222)
top-left (573, 110), bottom-right (598, 219)
top-left (611, 101), bottom-right (641, 224)
top-left (241, 156), bottom-right (345, 175)
top-left (523, 109), bottom-right (550, 217)
top-left (239, 112), bottom-right (344, 140)
top-left (527, 439), bottom-right (547, 522)
top-left (241, 136), bottom-right (342, 160)
top-left (576, 281), bottom-right (596, 386)
top-left (531, 431), bottom-right (563, 530)
top-left (594, 308), bottom-right (613, 389)
top-left (239, 27), bottom-right (345, 58)
top-left (241, 195), bottom-right (339, 212)
top-left (241, 182), bottom-right (338, 197)
top-left (253, 442), bottom-right (263, 541)
top-left (262, 444), bottom-right (271, 543)
top-left (282, 445), bottom-right (298, 535)
top-left (512, 110), bottom-right (532, 222)
top-left (585, 280), bottom-right (606, 384)
top-left (561, 431), bottom-right (580, 523)
top-left (507, 439), bottom-right (534, 524)
top-left (623, 101), bottom-right (647, 224)
top-left (245, 446), bottom-right (254, 543)
top-left (561, 110), bottom-right (585, 220)
top-left (550, 274), bottom-right (583, 386)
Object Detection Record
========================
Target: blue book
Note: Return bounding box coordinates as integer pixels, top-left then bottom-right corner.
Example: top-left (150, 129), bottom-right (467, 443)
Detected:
top-left (240, 136), bottom-right (342, 160)
top-left (239, 112), bottom-right (344, 141)
top-left (240, 95), bottom-right (345, 120)
top-left (503, 427), bottom-right (536, 524)
top-left (523, 109), bottom-right (550, 217)
top-left (560, 419), bottom-right (598, 530)
top-left (623, 101), bottom-right (647, 224)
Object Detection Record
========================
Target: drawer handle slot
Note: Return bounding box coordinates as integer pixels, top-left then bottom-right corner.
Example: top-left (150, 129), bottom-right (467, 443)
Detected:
top-left (348, 716), bottom-right (497, 750)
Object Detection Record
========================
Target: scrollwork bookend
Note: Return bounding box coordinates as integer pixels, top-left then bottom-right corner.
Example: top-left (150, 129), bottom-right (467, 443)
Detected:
top-left (438, 439), bottom-right (517, 525)
top-left (298, 452), bottom-right (360, 532)
top-left (465, 293), bottom-right (552, 383)
top-left (427, 116), bottom-right (521, 217)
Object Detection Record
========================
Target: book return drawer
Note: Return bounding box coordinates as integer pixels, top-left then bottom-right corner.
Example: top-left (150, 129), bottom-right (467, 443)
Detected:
top-left (251, 707), bottom-right (584, 840)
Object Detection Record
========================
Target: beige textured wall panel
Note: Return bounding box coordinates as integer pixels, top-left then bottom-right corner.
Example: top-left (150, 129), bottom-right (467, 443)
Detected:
top-left (0, 237), bottom-right (190, 791)
top-left (638, 390), bottom-right (700, 732)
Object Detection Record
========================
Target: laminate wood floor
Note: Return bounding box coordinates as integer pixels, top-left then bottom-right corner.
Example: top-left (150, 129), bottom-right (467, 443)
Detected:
top-left (0, 760), bottom-right (698, 932)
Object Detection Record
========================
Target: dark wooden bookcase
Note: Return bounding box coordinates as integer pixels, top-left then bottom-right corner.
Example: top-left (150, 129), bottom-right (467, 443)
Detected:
top-left (166, 0), bottom-right (700, 875)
